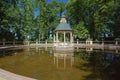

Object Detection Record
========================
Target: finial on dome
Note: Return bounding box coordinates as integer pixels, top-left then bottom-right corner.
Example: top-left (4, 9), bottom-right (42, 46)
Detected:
top-left (60, 14), bottom-right (67, 23)
top-left (61, 14), bottom-right (66, 18)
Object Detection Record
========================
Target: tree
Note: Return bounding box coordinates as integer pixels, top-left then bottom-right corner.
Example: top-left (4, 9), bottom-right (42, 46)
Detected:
top-left (1, 0), bottom-right (119, 41)
top-left (34, 0), bottom-right (66, 41)
top-left (0, 0), bottom-right (17, 41)
top-left (112, 0), bottom-right (120, 37)
top-left (73, 22), bottom-right (89, 39)
top-left (66, 0), bottom-right (119, 40)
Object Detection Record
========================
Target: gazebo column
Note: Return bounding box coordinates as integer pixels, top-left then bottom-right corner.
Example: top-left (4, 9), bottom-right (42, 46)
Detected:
top-left (54, 34), bottom-right (55, 42)
top-left (56, 32), bottom-right (58, 43)
top-left (70, 32), bottom-right (73, 43)
top-left (64, 32), bottom-right (66, 44)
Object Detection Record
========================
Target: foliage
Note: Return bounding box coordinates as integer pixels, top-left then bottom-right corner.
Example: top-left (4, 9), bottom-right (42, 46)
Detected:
top-left (73, 22), bottom-right (89, 39)
top-left (66, 0), bottom-right (120, 40)
top-left (0, 0), bottom-right (120, 41)
top-left (75, 51), bottom-right (120, 80)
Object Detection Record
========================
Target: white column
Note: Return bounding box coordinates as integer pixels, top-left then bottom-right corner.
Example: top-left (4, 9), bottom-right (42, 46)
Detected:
top-left (56, 32), bottom-right (58, 42)
top-left (115, 40), bottom-right (118, 45)
top-left (64, 32), bottom-right (66, 44)
top-left (70, 32), bottom-right (73, 43)
top-left (54, 34), bottom-right (55, 42)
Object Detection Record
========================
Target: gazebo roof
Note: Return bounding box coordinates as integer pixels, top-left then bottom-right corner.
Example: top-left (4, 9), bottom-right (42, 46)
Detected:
top-left (55, 15), bottom-right (72, 31)
top-left (55, 22), bottom-right (72, 31)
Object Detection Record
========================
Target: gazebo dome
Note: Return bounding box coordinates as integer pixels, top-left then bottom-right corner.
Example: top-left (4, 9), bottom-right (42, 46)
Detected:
top-left (55, 15), bottom-right (72, 31)
top-left (55, 22), bottom-right (72, 31)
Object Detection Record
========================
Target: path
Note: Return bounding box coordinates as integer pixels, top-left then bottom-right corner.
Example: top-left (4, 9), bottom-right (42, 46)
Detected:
top-left (0, 69), bottom-right (36, 80)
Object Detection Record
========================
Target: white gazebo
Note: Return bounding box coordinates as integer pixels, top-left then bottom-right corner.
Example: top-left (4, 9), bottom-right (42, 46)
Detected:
top-left (54, 15), bottom-right (74, 48)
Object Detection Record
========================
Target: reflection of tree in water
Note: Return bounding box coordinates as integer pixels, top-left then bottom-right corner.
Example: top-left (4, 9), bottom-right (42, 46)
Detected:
top-left (74, 51), bottom-right (120, 80)
top-left (0, 48), bottom-right (23, 57)
top-left (74, 51), bottom-right (91, 61)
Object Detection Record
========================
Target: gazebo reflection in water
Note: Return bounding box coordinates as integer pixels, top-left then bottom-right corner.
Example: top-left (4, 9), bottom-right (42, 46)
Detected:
top-left (54, 51), bottom-right (74, 69)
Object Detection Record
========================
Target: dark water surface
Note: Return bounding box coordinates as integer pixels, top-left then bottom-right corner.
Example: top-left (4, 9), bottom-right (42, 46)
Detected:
top-left (0, 47), bottom-right (120, 80)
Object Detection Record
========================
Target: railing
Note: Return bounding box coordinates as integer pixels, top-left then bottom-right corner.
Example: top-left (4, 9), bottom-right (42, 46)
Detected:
top-left (74, 41), bottom-right (120, 45)
top-left (0, 41), bottom-right (24, 46)
top-left (0, 40), bottom-right (120, 47)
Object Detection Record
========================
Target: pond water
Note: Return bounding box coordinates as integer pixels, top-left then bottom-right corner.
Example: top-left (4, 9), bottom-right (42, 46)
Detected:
top-left (0, 47), bottom-right (120, 80)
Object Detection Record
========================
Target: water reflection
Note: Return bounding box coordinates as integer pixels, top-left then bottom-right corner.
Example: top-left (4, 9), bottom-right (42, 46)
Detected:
top-left (26, 47), bottom-right (48, 56)
top-left (104, 53), bottom-right (114, 62)
top-left (0, 47), bottom-right (120, 80)
top-left (75, 46), bottom-right (120, 54)
top-left (0, 49), bottom-right (5, 57)
top-left (0, 48), bottom-right (23, 57)
top-left (26, 47), bottom-right (75, 69)
top-left (86, 48), bottom-right (93, 51)
top-left (54, 52), bottom-right (74, 69)
top-left (74, 49), bottom-right (120, 80)
top-left (26, 47), bottom-right (36, 56)
top-left (49, 48), bottom-right (53, 57)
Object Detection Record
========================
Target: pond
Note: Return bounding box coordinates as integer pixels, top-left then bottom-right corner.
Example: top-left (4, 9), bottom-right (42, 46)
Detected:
top-left (0, 47), bottom-right (120, 80)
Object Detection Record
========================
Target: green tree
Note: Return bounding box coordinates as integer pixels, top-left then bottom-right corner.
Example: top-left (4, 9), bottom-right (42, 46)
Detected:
top-left (73, 22), bottom-right (89, 39)
top-left (0, 0), bottom-right (17, 41)
top-left (34, 0), bottom-right (66, 41)
top-left (66, 0), bottom-right (118, 40)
